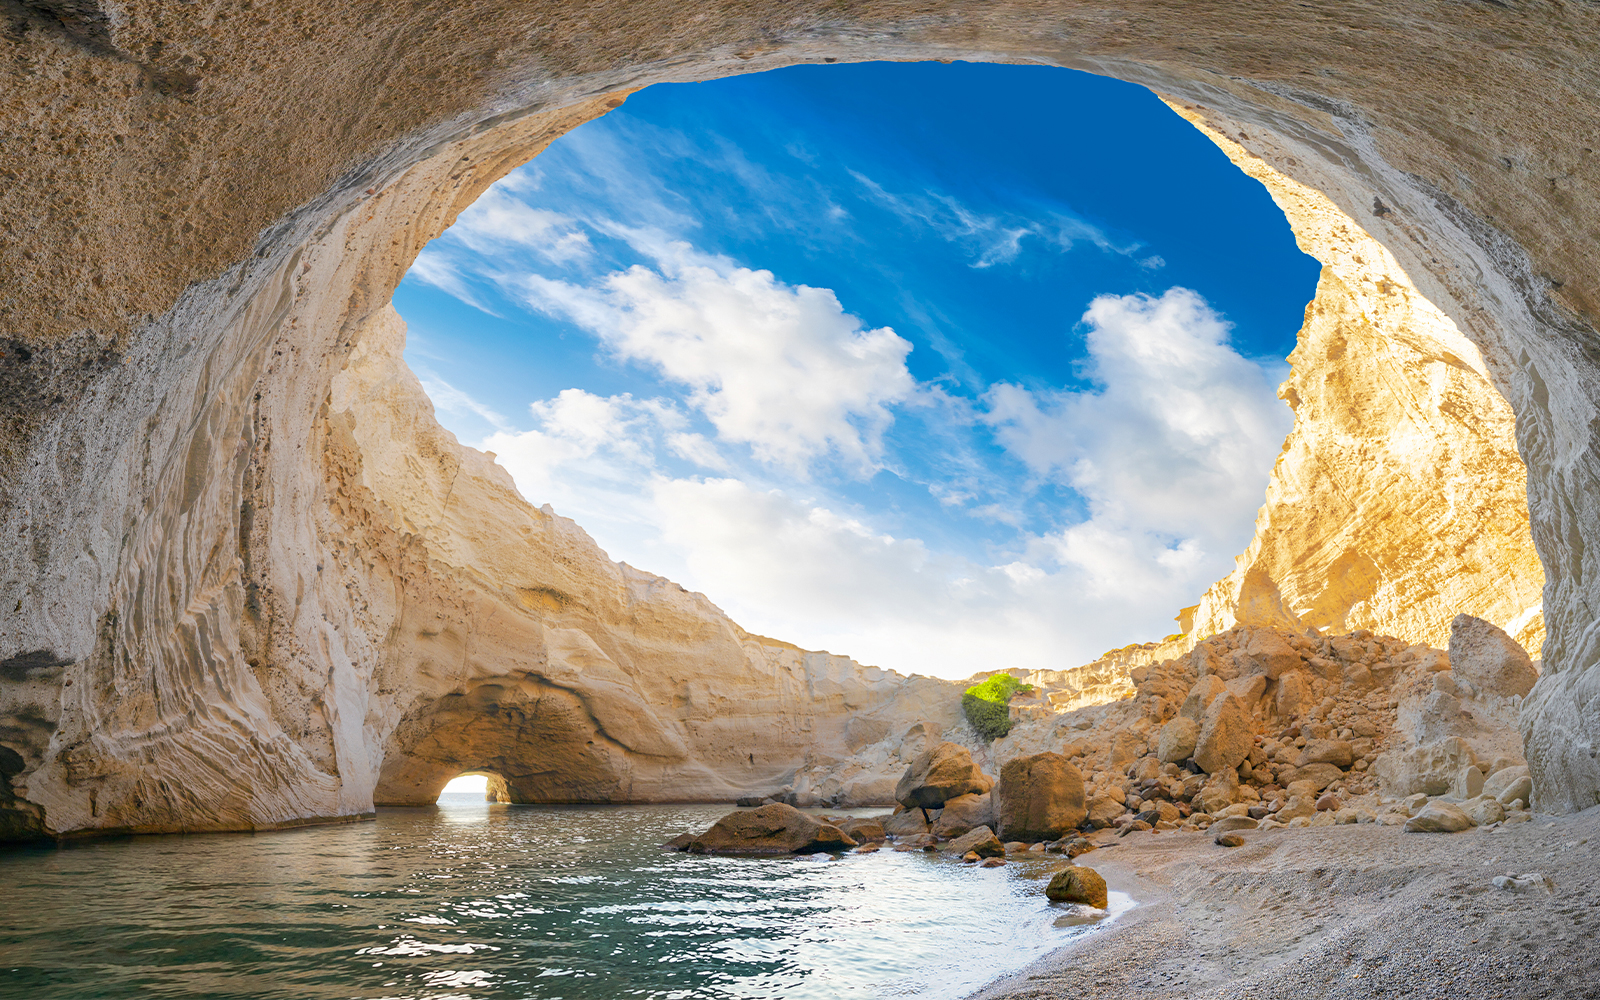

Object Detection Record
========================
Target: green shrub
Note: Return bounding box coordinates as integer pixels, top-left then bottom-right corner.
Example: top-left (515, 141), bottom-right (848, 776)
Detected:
top-left (961, 674), bottom-right (1034, 740)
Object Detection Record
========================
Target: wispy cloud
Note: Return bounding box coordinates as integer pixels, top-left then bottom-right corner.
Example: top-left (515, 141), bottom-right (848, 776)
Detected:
top-left (849, 171), bottom-right (1143, 268)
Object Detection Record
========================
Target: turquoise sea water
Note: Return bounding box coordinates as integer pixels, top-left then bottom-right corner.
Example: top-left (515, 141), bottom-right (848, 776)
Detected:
top-left (0, 796), bottom-right (1129, 999)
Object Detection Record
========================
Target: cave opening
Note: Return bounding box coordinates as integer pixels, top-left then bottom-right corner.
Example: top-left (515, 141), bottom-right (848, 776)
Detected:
top-left (391, 60), bottom-right (1322, 683)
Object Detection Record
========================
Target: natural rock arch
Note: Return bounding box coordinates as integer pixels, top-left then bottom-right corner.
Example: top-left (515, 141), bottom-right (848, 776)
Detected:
top-left (2, 1), bottom-right (1598, 840)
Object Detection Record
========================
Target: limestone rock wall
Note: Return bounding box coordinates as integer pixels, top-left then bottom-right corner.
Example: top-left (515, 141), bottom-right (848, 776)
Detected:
top-left (6, 0), bottom-right (1600, 833)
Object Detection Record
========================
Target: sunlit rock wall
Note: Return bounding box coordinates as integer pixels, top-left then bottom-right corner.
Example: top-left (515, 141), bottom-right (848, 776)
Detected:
top-left (5, 0), bottom-right (1600, 832)
top-left (1172, 104), bottom-right (1545, 654)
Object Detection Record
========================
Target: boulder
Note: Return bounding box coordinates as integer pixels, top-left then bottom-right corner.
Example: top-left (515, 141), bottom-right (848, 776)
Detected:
top-left (1242, 629), bottom-right (1301, 679)
top-left (1403, 801), bottom-right (1474, 833)
top-left (1157, 717), bottom-right (1200, 763)
top-left (1452, 765), bottom-right (1485, 800)
top-left (1371, 737), bottom-right (1476, 797)
top-left (1462, 795), bottom-right (1506, 826)
top-left (686, 803), bottom-right (859, 854)
top-left (1045, 866), bottom-right (1109, 908)
top-left (895, 742), bottom-right (993, 809)
top-left (1296, 739), bottom-right (1354, 768)
top-left (932, 791), bottom-right (996, 838)
top-left (945, 825), bottom-right (1004, 858)
top-left (1180, 676), bottom-right (1228, 721)
top-left (1484, 765), bottom-right (1531, 801)
top-left (839, 817), bottom-right (886, 843)
top-left (997, 752), bottom-right (1087, 841)
top-left (1275, 670), bottom-right (1311, 719)
top-left (1492, 772), bottom-right (1534, 807)
top-left (1194, 694), bottom-right (1253, 775)
top-left (883, 807), bottom-right (931, 837)
top-left (1448, 614), bottom-right (1539, 698)
top-left (1209, 815), bottom-right (1258, 833)
top-left (1086, 795), bottom-right (1125, 829)
top-left (1293, 763), bottom-right (1344, 791)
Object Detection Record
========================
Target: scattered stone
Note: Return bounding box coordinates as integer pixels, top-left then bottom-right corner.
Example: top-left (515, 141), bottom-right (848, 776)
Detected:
top-left (1045, 866), bottom-right (1109, 908)
top-left (852, 843), bottom-right (880, 854)
top-left (1004, 841), bottom-right (1030, 852)
top-left (1215, 832), bottom-right (1246, 847)
top-left (1119, 819), bottom-right (1152, 835)
top-left (996, 751), bottom-right (1087, 841)
top-left (979, 856), bottom-right (1007, 868)
top-left (1492, 873), bottom-right (1554, 893)
top-left (945, 825), bottom-right (1004, 858)
top-left (1315, 793), bottom-right (1342, 812)
top-left (735, 796), bottom-right (766, 808)
top-left (1403, 801), bottom-right (1474, 833)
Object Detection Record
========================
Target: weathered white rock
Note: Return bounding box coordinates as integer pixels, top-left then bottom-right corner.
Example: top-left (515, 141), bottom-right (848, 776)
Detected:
top-left (1372, 738), bottom-right (1477, 798)
top-left (1448, 615), bottom-right (1539, 699)
top-left (1462, 795), bottom-right (1506, 827)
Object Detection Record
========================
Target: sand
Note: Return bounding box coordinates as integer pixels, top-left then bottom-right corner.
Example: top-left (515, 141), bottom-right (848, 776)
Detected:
top-left (970, 806), bottom-right (1600, 999)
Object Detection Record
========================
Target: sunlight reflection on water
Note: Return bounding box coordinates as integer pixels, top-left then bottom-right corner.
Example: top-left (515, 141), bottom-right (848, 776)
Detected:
top-left (0, 797), bottom-right (1131, 1000)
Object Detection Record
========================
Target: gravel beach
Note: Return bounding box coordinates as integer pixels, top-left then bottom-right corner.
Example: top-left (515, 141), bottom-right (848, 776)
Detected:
top-left (970, 805), bottom-right (1600, 999)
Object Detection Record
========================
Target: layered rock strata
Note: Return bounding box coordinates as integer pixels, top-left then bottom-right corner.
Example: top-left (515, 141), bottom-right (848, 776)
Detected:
top-left (5, 0), bottom-right (1600, 835)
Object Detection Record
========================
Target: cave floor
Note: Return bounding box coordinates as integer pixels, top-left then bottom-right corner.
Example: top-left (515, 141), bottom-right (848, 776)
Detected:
top-left (970, 805), bottom-right (1600, 999)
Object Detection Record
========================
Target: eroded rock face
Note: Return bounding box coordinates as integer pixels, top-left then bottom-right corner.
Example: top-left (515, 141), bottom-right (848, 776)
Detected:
top-left (4, 1), bottom-right (1600, 834)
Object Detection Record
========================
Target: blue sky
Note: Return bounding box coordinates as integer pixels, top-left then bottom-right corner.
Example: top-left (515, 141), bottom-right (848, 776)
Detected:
top-left (396, 61), bottom-right (1320, 678)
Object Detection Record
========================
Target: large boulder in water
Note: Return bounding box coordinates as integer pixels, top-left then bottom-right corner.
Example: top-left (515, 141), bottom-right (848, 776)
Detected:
top-left (1045, 866), bottom-right (1108, 908)
top-left (996, 752), bottom-right (1086, 842)
top-left (683, 803), bottom-right (858, 855)
top-left (895, 741), bottom-right (993, 809)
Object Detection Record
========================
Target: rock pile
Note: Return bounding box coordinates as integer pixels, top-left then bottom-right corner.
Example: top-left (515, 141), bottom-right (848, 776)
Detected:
top-left (896, 616), bottom-right (1540, 841)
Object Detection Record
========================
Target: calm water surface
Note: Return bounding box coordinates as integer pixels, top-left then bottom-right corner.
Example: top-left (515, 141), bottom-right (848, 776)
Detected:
top-left (0, 797), bottom-right (1130, 999)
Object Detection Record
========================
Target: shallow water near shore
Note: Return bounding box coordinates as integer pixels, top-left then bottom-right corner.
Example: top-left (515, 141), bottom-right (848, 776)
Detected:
top-left (0, 796), bottom-right (1130, 999)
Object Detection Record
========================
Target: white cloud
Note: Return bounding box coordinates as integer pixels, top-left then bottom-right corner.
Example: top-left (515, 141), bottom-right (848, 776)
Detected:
top-left (985, 287), bottom-right (1290, 588)
top-left (516, 239), bottom-right (916, 472)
